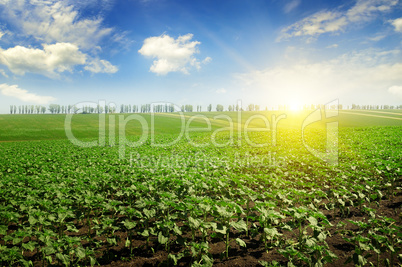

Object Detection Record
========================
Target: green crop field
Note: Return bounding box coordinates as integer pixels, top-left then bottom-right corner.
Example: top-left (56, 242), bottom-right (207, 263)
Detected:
top-left (1, 109), bottom-right (401, 141)
top-left (0, 110), bottom-right (401, 267)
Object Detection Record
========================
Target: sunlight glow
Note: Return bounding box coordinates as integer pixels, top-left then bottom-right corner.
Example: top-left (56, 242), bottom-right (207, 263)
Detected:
top-left (289, 100), bottom-right (302, 111)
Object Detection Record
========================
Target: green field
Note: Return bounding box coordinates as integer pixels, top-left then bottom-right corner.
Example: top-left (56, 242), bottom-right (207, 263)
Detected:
top-left (1, 109), bottom-right (401, 141)
top-left (0, 110), bottom-right (401, 266)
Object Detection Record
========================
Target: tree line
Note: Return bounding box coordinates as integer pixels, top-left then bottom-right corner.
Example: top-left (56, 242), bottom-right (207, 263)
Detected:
top-left (9, 103), bottom-right (402, 114)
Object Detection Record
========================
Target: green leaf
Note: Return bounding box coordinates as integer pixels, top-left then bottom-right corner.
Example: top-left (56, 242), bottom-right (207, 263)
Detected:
top-left (306, 238), bottom-right (316, 247)
top-left (314, 260), bottom-right (323, 267)
top-left (308, 216), bottom-right (318, 226)
top-left (188, 216), bottom-right (200, 229)
top-left (22, 241), bottom-right (37, 252)
top-left (216, 206), bottom-right (232, 218)
top-left (0, 225), bottom-right (7, 235)
top-left (56, 253), bottom-right (70, 266)
top-left (214, 224), bottom-right (227, 235)
top-left (123, 220), bottom-right (137, 230)
top-left (75, 247), bottom-right (86, 260)
top-left (168, 253), bottom-right (178, 265)
top-left (19, 259), bottom-right (33, 267)
top-left (89, 256), bottom-right (96, 266)
top-left (201, 254), bottom-right (214, 267)
top-left (106, 238), bottom-right (117, 246)
top-left (354, 254), bottom-right (367, 266)
top-left (12, 237), bottom-right (23, 245)
top-left (264, 227), bottom-right (281, 238)
top-left (158, 231), bottom-right (169, 245)
top-left (42, 246), bottom-right (56, 256)
top-left (141, 229), bottom-right (149, 237)
top-left (173, 224), bottom-right (182, 235)
top-left (231, 220), bottom-right (247, 232)
top-left (66, 224), bottom-right (79, 233)
top-left (387, 244), bottom-right (395, 253)
top-left (143, 208), bottom-right (156, 219)
top-left (317, 231), bottom-right (326, 242)
top-left (236, 238), bottom-right (246, 247)
top-left (28, 216), bottom-right (37, 225)
top-left (45, 256), bottom-right (53, 264)
top-left (359, 242), bottom-right (370, 251)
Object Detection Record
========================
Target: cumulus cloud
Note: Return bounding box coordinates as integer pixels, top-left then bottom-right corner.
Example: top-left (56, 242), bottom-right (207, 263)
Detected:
top-left (0, 43), bottom-right (86, 77)
top-left (0, 0), bottom-right (119, 77)
top-left (0, 0), bottom-right (112, 49)
top-left (278, 0), bottom-right (398, 41)
top-left (0, 42), bottom-right (118, 77)
top-left (390, 18), bottom-right (402, 32)
top-left (84, 59), bottom-right (118, 73)
top-left (0, 83), bottom-right (56, 104)
top-left (236, 49), bottom-right (402, 104)
top-left (388, 85), bottom-right (402, 98)
top-left (138, 33), bottom-right (205, 75)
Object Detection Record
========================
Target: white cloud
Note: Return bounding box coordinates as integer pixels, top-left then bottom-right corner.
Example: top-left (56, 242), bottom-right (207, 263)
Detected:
top-left (346, 0), bottom-right (397, 22)
top-left (390, 18), bottom-right (402, 32)
top-left (203, 56), bottom-right (212, 64)
top-left (278, 0), bottom-right (398, 41)
top-left (0, 30), bottom-right (3, 39)
top-left (84, 59), bottom-right (118, 73)
top-left (0, 0), bottom-right (119, 77)
top-left (0, 69), bottom-right (8, 78)
top-left (0, 0), bottom-right (113, 49)
top-left (236, 49), bottom-right (402, 105)
top-left (0, 42), bottom-right (86, 77)
top-left (326, 44), bottom-right (339, 48)
top-left (368, 34), bottom-right (386, 41)
top-left (284, 0), bottom-right (301, 14)
top-left (388, 85), bottom-right (402, 98)
top-left (216, 88), bottom-right (226, 94)
top-left (0, 83), bottom-right (56, 104)
top-left (138, 33), bottom-right (204, 75)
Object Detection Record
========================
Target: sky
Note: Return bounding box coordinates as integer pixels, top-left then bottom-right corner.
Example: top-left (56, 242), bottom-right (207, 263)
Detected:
top-left (0, 0), bottom-right (402, 113)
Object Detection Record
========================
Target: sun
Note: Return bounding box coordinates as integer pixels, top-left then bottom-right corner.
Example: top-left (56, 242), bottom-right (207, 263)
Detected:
top-left (289, 100), bottom-right (302, 111)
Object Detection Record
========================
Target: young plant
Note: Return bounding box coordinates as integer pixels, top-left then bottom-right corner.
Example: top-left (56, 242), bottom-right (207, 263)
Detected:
top-left (256, 203), bottom-right (284, 252)
top-left (212, 204), bottom-right (247, 259)
top-left (344, 235), bottom-right (372, 267)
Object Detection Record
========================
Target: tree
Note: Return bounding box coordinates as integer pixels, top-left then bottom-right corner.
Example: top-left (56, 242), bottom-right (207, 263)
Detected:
top-left (49, 104), bottom-right (57, 114)
top-left (207, 104), bottom-right (212, 112)
top-left (216, 104), bottom-right (224, 112)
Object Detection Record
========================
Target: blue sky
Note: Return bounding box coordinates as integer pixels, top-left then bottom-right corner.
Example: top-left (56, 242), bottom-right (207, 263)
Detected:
top-left (0, 0), bottom-right (401, 113)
